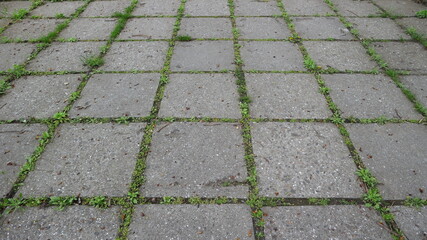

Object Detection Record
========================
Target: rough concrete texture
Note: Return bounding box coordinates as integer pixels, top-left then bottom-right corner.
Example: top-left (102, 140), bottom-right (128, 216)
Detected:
top-left (396, 18), bottom-right (427, 36)
top-left (69, 73), bottom-right (159, 118)
top-left (118, 18), bottom-right (175, 40)
top-left (141, 122), bottom-right (249, 198)
top-left (129, 204), bottom-right (255, 240)
top-left (0, 124), bottom-right (47, 197)
top-left (0, 43), bottom-right (36, 71)
top-left (133, 0), bottom-right (181, 16)
top-left (346, 123), bottom-right (427, 199)
top-left (1, 19), bottom-right (63, 41)
top-left (0, 1), bottom-right (32, 17)
top-left (330, 0), bottom-right (383, 17)
top-left (81, 0), bottom-right (127, 17)
top-left (400, 75), bottom-right (427, 107)
top-left (234, 0), bottom-right (281, 16)
top-left (19, 123), bottom-right (146, 197)
top-left (263, 206), bottom-right (391, 239)
top-left (59, 18), bottom-right (117, 41)
top-left (349, 18), bottom-right (411, 40)
top-left (179, 18), bottom-right (233, 39)
top-left (0, 19), bottom-right (11, 28)
top-left (185, 0), bottom-right (230, 16)
top-left (159, 73), bottom-right (241, 118)
top-left (390, 206), bottom-right (427, 240)
top-left (323, 74), bottom-right (421, 119)
top-left (236, 17), bottom-right (290, 39)
top-left (372, 0), bottom-right (426, 16)
top-left (0, 74), bottom-right (82, 119)
top-left (293, 17), bottom-right (354, 39)
top-left (246, 73), bottom-right (330, 119)
top-left (251, 122), bottom-right (363, 198)
top-left (30, 1), bottom-right (85, 17)
top-left (282, 0), bottom-right (334, 15)
top-left (0, 206), bottom-right (121, 240)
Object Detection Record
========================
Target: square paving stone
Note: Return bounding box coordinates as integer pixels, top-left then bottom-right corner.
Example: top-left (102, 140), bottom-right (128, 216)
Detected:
top-left (81, 0), bottom-right (127, 17)
top-left (304, 41), bottom-right (378, 71)
top-left (179, 18), bottom-right (232, 39)
top-left (346, 123), bottom-right (427, 199)
top-left (27, 42), bottom-right (106, 72)
top-left (0, 1), bottom-right (31, 17)
top-left (0, 74), bottom-right (81, 120)
top-left (30, 1), bottom-right (85, 17)
top-left (292, 17), bottom-right (354, 40)
top-left (159, 73), bottom-right (241, 118)
top-left (349, 18), bottom-right (410, 40)
top-left (117, 18), bottom-right (175, 40)
top-left (236, 17), bottom-right (290, 39)
top-left (396, 18), bottom-right (427, 36)
top-left (240, 41), bottom-right (304, 71)
top-left (390, 206), bottom-right (427, 240)
top-left (0, 19), bottom-right (11, 28)
top-left (246, 73), bottom-right (330, 119)
top-left (282, 0), bottom-right (334, 15)
top-left (1, 19), bottom-right (62, 41)
top-left (18, 123), bottom-right (146, 197)
top-left (0, 206), bottom-right (121, 240)
top-left (373, 42), bottom-right (427, 74)
top-left (251, 122), bottom-right (362, 198)
top-left (0, 43), bottom-right (36, 71)
top-left (185, 0), bottom-right (229, 16)
top-left (58, 18), bottom-right (117, 41)
top-left (129, 205), bottom-right (254, 240)
top-left (372, 0), bottom-right (426, 16)
top-left (263, 206), bottom-right (391, 239)
top-left (170, 41), bottom-right (234, 71)
top-left (323, 74), bottom-right (421, 119)
top-left (234, 0), bottom-right (281, 16)
top-left (401, 75), bottom-right (427, 107)
top-left (100, 41), bottom-right (168, 71)
top-left (0, 124), bottom-right (47, 198)
top-left (330, 0), bottom-right (383, 17)
top-left (141, 122), bottom-right (248, 198)
top-left (133, 0), bottom-right (181, 16)
top-left (69, 73), bottom-right (159, 118)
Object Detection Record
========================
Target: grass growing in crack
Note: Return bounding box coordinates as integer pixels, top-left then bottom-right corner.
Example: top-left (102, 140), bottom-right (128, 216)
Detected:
top-left (82, 55), bottom-right (104, 68)
top-left (55, 13), bottom-right (66, 19)
top-left (404, 197), bottom-right (427, 209)
top-left (176, 35), bottom-right (192, 41)
top-left (415, 10), bottom-right (427, 18)
top-left (11, 8), bottom-right (29, 20)
top-left (405, 27), bottom-right (427, 47)
top-left (308, 198), bottom-right (330, 205)
top-left (49, 196), bottom-right (76, 210)
top-left (0, 80), bottom-right (11, 95)
top-left (356, 169), bottom-right (378, 188)
top-left (89, 196), bottom-right (109, 208)
top-left (7, 64), bottom-right (27, 79)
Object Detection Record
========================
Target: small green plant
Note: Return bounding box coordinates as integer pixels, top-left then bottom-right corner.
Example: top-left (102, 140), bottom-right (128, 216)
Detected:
top-left (7, 64), bottom-right (27, 79)
top-left (304, 57), bottom-right (318, 71)
top-left (415, 10), bottom-right (427, 18)
top-left (308, 198), bottom-right (330, 205)
top-left (0, 80), bottom-right (11, 95)
top-left (89, 196), bottom-right (109, 208)
top-left (1, 195), bottom-right (26, 215)
top-left (189, 197), bottom-right (203, 205)
top-left (82, 55), bottom-right (104, 68)
top-left (356, 168), bottom-right (378, 188)
top-left (160, 196), bottom-right (175, 204)
top-left (363, 188), bottom-right (382, 211)
top-left (127, 192), bottom-right (138, 204)
top-left (115, 116), bottom-right (131, 124)
top-left (11, 8), bottom-right (29, 20)
top-left (49, 196), bottom-right (76, 210)
top-left (55, 13), bottom-right (66, 18)
top-left (404, 197), bottom-right (427, 209)
top-left (176, 35), bottom-right (192, 41)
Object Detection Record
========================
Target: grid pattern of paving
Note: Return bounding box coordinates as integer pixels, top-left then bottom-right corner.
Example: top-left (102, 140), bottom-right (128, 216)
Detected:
top-left (0, 0), bottom-right (426, 239)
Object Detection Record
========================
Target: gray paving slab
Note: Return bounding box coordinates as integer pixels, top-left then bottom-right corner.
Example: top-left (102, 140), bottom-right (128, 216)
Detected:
top-left (0, 43), bottom-right (36, 71)
top-left (133, 0), bottom-right (181, 16)
top-left (373, 42), bottom-right (427, 74)
top-left (372, 0), bottom-right (426, 16)
top-left (330, 0), bottom-right (383, 17)
top-left (240, 41), bottom-right (304, 71)
top-left (390, 206), bottom-right (427, 240)
top-left (304, 41), bottom-right (378, 71)
top-left (349, 18), bottom-right (411, 40)
top-left (0, 74), bottom-right (81, 120)
top-left (0, 124), bottom-right (47, 198)
top-left (170, 41), bottom-right (235, 71)
top-left (141, 122), bottom-right (249, 198)
top-left (0, 1), bottom-right (32, 18)
top-left (263, 206), bottom-right (392, 239)
top-left (234, 0), bottom-right (281, 16)
top-left (236, 17), bottom-right (290, 39)
top-left (251, 122), bottom-right (363, 198)
top-left (282, 0), bottom-right (334, 15)
top-left (30, 1), bottom-right (85, 17)
top-left (117, 18), bottom-right (175, 40)
top-left (0, 206), bottom-right (120, 240)
top-left (1, 19), bottom-right (62, 41)
top-left (27, 42), bottom-right (105, 72)
top-left (81, 0), bottom-right (127, 17)
top-left (18, 123), bottom-right (145, 197)
top-left (58, 18), bottom-right (116, 41)
top-left (400, 75), bottom-right (427, 107)
top-left (0, 19), bottom-right (11, 29)
top-left (179, 18), bottom-right (233, 39)
top-left (396, 18), bottom-right (427, 36)
top-left (292, 17), bottom-right (354, 40)
top-left (70, 73), bottom-right (159, 118)
top-left (346, 123), bottom-right (427, 199)
top-left (100, 41), bottom-right (168, 71)
top-left (323, 74), bottom-right (421, 119)
top-left (246, 73), bottom-right (330, 119)
top-left (129, 204), bottom-right (255, 240)
top-left (159, 73), bottom-right (241, 118)
top-left (185, 0), bottom-right (229, 16)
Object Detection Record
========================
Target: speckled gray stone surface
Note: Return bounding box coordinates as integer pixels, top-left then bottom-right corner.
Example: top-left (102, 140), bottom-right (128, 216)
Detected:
top-left (0, 43), bottom-right (36, 71)
top-left (133, 0), bottom-right (181, 16)
top-left (282, 0), bottom-right (334, 15)
top-left (1, 19), bottom-right (63, 41)
top-left (59, 18), bottom-right (117, 41)
top-left (349, 18), bottom-right (411, 40)
top-left (371, 0), bottom-right (426, 16)
top-left (185, 0), bottom-right (229, 16)
top-left (390, 206), bottom-right (427, 240)
top-left (81, 0), bottom-right (127, 17)
top-left (0, 19), bottom-right (11, 28)
top-left (118, 18), bottom-right (175, 40)
top-left (330, 0), bottom-right (383, 17)
top-left (293, 17), bottom-right (353, 39)
top-left (0, 1), bottom-right (32, 17)
top-left (234, 0), bottom-right (281, 16)
top-left (30, 1), bottom-right (85, 17)
top-left (236, 17), bottom-right (290, 39)
top-left (396, 18), bottom-right (427, 36)
top-left (179, 18), bottom-right (233, 39)
top-left (400, 75), bottom-right (427, 107)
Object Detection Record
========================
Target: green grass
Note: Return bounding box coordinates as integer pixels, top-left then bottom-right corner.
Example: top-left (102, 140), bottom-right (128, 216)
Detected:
top-left (49, 196), bottom-right (77, 210)
top-left (415, 10), bottom-right (427, 18)
top-left (356, 168), bottom-right (378, 188)
top-left (0, 80), bottom-right (12, 95)
top-left (82, 55), bottom-right (104, 68)
top-left (176, 35), bottom-right (192, 41)
top-left (406, 27), bottom-right (427, 48)
top-left (404, 197), bottom-right (427, 209)
top-left (11, 8), bottom-right (29, 20)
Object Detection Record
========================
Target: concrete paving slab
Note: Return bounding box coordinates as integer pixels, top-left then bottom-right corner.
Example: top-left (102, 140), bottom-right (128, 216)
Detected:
top-left (58, 18), bottom-right (116, 41)
top-left (1, 19), bottom-right (62, 41)
top-left (133, 0), bottom-right (181, 16)
top-left (0, 124), bottom-right (47, 197)
top-left (240, 41), bottom-right (304, 71)
top-left (27, 42), bottom-right (105, 72)
top-left (304, 41), bottom-right (378, 71)
top-left (251, 122), bottom-right (363, 198)
top-left (69, 73), bottom-right (159, 118)
top-left (263, 206), bottom-right (392, 239)
top-left (346, 123), bottom-right (427, 199)
top-left (141, 122), bottom-right (249, 198)
top-left (330, 0), bottom-right (383, 17)
top-left (0, 19), bottom-right (11, 29)
top-left (117, 18), bottom-right (175, 40)
top-left (129, 204), bottom-right (254, 240)
top-left (292, 17), bottom-right (354, 40)
top-left (390, 206), bottom-right (427, 240)
top-left (18, 123), bottom-right (145, 197)
top-left (246, 73), bottom-right (330, 119)
top-left (185, 0), bottom-right (229, 16)
top-left (81, 0), bottom-right (127, 17)
top-left (30, 1), bottom-right (85, 18)
top-left (100, 41), bottom-right (168, 71)
top-left (234, 0), bottom-right (281, 16)
top-left (0, 206), bottom-right (121, 240)
top-left (373, 42), bottom-right (427, 74)
top-left (349, 18), bottom-right (411, 40)
top-left (0, 74), bottom-right (81, 120)
top-left (400, 75), bottom-right (427, 107)
top-left (236, 17), bottom-right (290, 39)
top-left (170, 41), bottom-right (235, 71)
top-left (396, 18), bottom-right (427, 36)
top-left (179, 18), bottom-right (232, 39)
top-left (323, 74), bottom-right (421, 119)
top-left (159, 73), bottom-right (241, 118)
top-left (0, 43), bottom-right (36, 71)
top-left (372, 0), bottom-right (426, 16)
top-left (0, 1), bottom-right (32, 18)
top-left (282, 0), bottom-right (334, 15)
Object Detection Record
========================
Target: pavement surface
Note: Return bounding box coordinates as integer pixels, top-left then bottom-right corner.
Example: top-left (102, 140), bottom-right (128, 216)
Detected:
top-left (0, 0), bottom-right (426, 239)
